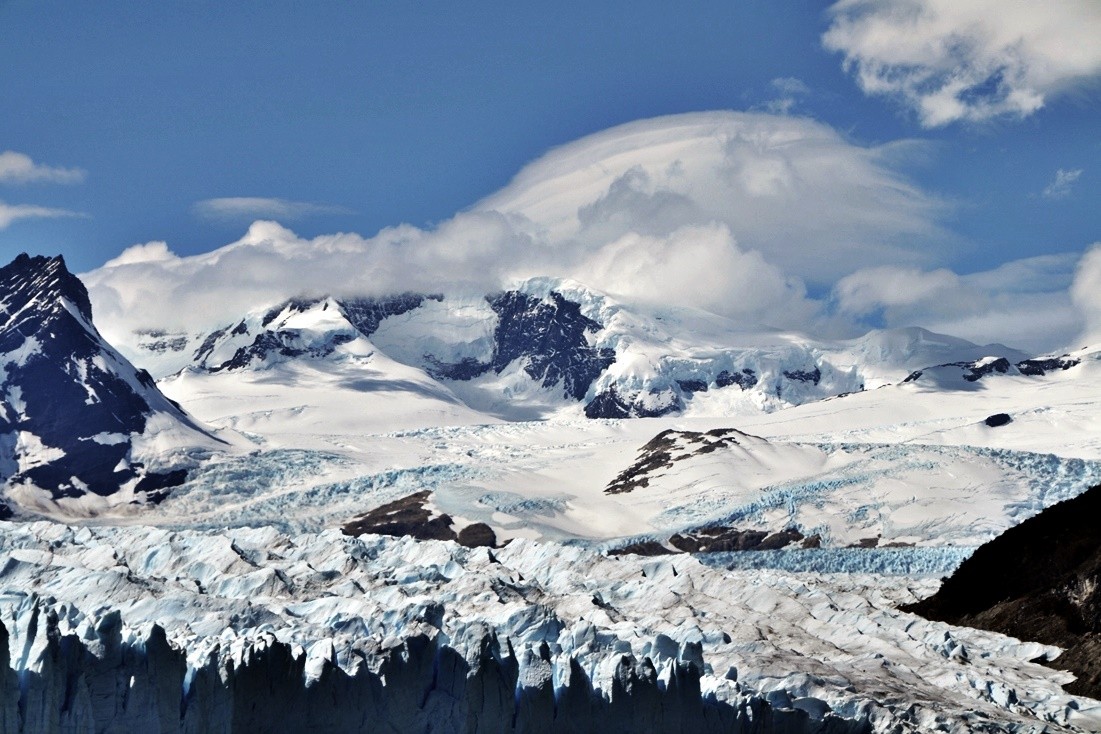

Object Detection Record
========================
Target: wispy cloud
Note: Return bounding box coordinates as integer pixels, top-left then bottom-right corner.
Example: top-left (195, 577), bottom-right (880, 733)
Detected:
top-left (0, 200), bottom-right (85, 230)
top-left (193, 197), bottom-right (354, 222)
top-left (831, 254), bottom-right (1084, 351)
top-left (0, 151), bottom-right (86, 185)
top-left (824, 0), bottom-right (1101, 127)
top-left (759, 77), bottom-right (810, 114)
top-left (1043, 168), bottom-right (1083, 199)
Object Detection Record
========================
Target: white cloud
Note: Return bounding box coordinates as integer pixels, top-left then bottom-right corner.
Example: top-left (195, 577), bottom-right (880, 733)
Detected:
top-left (84, 110), bottom-right (1091, 355)
top-left (476, 111), bottom-right (949, 284)
top-left (1042, 168), bottom-right (1083, 199)
top-left (577, 223), bottom-right (820, 328)
top-left (102, 241), bottom-right (178, 267)
top-left (1070, 243), bottom-right (1101, 345)
top-left (84, 112), bottom-right (949, 337)
top-left (761, 77), bottom-right (811, 114)
top-left (771, 77), bottom-right (810, 97)
top-left (0, 151), bottom-right (86, 185)
top-left (193, 197), bottom-right (354, 222)
top-left (834, 266), bottom-right (965, 317)
top-left (0, 200), bottom-right (84, 230)
top-left (832, 254), bottom-right (1084, 351)
top-left (824, 0), bottom-right (1101, 126)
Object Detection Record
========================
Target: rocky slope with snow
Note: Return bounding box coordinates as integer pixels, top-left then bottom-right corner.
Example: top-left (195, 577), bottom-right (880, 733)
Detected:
top-left (0, 254), bottom-right (239, 517)
top-left (909, 483), bottom-right (1101, 700)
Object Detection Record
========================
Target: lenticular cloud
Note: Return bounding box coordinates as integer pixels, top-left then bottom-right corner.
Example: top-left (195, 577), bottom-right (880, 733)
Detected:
top-left (84, 110), bottom-right (951, 343)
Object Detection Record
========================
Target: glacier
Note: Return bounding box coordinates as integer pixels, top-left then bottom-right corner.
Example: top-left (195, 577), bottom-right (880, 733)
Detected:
top-left (0, 521), bottom-right (1098, 733)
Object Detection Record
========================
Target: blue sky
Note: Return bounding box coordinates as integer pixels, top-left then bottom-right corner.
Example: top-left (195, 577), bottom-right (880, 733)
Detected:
top-left (2, 1), bottom-right (1100, 349)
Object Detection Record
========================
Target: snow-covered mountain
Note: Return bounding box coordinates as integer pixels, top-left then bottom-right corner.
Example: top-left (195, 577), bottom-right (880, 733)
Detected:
top-left (112, 277), bottom-right (1029, 425)
top-left (6, 253), bottom-right (1101, 731)
top-left (0, 254), bottom-right (239, 516)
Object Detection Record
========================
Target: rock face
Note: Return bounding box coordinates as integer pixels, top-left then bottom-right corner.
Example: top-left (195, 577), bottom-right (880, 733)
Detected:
top-left (604, 428), bottom-right (746, 494)
top-left (488, 290), bottom-right (616, 401)
top-left (904, 357), bottom-right (1015, 384)
top-left (342, 491), bottom-right (497, 548)
top-left (907, 484), bottom-right (1101, 698)
top-left (193, 295), bottom-right (435, 373)
top-left (1016, 356), bottom-right (1081, 376)
top-left (0, 254), bottom-right (220, 508)
top-left (340, 293), bottom-right (442, 338)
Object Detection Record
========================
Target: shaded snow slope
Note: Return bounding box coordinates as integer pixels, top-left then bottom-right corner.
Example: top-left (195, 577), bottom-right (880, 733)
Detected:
top-left (158, 298), bottom-right (491, 445)
top-left (0, 521), bottom-right (1097, 733)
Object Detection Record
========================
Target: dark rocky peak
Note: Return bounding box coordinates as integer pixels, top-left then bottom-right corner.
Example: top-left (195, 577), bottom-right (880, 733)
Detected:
top-left (0, 253), bottom-right (214, 506)
top-left (338, 293), bottom-right (442, 338)
top-left (0, 253), bottom-right (92, 331)
top-left (488, 290), bottom-right (615, 400)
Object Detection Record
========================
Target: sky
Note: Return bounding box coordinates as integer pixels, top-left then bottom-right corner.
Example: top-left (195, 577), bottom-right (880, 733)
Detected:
top-left (2, 1), bottom-right (1100, 352)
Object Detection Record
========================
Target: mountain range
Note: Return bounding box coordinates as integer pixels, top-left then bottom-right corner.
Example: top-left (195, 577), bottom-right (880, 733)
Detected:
top-left (2, 251), bottom-right (1101, 732)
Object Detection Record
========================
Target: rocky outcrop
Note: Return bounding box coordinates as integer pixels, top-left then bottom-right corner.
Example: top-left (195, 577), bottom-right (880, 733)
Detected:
top-left (907, 484), bottom-right (1101, 698)
top-left (488, 291), bottom-right (616, 401)
top-left (604, 429), bottom-right (746, 494)
top-left (342, 491), bottom-right (497, 549)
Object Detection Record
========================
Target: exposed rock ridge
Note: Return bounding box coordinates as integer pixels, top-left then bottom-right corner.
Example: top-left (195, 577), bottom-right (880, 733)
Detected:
top-left (907, 483), bottom-right (1101, 698)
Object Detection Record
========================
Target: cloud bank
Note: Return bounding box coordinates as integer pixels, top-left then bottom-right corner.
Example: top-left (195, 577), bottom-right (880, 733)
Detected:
top-left (474, 111), bottom-right (948, 284)
top-left (83, 111), bottom-right (1094, 354)
top-left (833, 254), bottom-right (1084, 350)
top-left (0, 151), bottom-right (86, 185)
top-left (824, 0), bottom-right (1101, 126)
top-left (193, 197), bottom-right (354, 222)
top-left (1071, 244), bottom-right (1101, 345)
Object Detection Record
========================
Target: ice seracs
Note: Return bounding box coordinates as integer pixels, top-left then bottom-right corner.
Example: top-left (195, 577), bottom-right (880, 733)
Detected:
top-left (1, 521), bottom-right (1098, 733)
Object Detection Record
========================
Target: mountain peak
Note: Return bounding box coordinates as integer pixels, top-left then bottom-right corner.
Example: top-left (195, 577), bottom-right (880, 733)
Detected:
top-left (0, 251), bottom-right (93, 325)
top-left (0, 252), bottom-right (225, 512)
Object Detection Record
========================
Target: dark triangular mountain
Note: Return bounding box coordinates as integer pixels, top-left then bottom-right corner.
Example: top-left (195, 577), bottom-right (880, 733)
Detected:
top-left (0, 253), bottom-right (228, 513)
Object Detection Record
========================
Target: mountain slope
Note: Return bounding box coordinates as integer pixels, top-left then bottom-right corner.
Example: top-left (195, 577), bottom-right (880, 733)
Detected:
top-left (0, 254), bottom-right (232, 515)
top-left (907, 484), bottom-right (1101, 699)
top-left (158, 296), bottom-right (492, 444)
